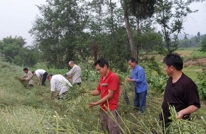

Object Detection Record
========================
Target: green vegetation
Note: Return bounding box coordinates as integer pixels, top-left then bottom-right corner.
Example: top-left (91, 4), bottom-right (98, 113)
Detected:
top-left (1, 49), bottom-right (206, 133)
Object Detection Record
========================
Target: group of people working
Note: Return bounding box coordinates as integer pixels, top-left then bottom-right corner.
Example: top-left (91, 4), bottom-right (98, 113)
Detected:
top-left (88, 54), bottom-right (200, 134)
top-left (20, 61), bottom-right (82, 99)
top-left (20, 54), bottom-right (200, 134)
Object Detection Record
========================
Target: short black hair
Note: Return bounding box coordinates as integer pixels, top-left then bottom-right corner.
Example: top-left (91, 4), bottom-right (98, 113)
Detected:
top-left (23, 68), bottom-right (28, 71)
top-left (94, 58), bottom-right (109, 68)
top-left (47, 74), bottom-right (53, 78)
top-left (163, 53), bottom-right (183, 71)
top-left (128, 57), bottom-right (137, 63)
top-left (32, 71), bottom-right (35, 74)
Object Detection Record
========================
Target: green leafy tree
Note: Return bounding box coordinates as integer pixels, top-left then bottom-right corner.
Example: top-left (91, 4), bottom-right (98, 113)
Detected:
top-left (30, 0), bottom-right (90, 68)
top-left (139, 31), bottom-right (163, 53)
top-left (121, 0), bottom-right (137, 58)
top-left (201, 35), bottom-right (206, 52)
top-left (155, 0), bottom-right (196, 54)
top-left (121, 0), bottom-right (157, 59)
top-left (0, 36), bottom-right (25, 63)
top-left (87, 0), bottom-right (130, 71)
top-left (0, 36), bottom-right (39, 66)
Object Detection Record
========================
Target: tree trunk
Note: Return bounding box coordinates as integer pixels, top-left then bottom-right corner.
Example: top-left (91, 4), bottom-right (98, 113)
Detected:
top-left (121, 0), bottom-right (137, 59)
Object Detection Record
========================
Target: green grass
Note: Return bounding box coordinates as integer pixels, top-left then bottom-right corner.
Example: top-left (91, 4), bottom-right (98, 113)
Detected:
top-left (0, 58), bottom-right (206, 133)
top-left (183, 66), bottom-right (202, 81)
top-left (191, 50), bottom-right (206, 58)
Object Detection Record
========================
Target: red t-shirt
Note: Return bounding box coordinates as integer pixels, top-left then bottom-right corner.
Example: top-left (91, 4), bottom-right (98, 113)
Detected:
top-left (97, 71), bottom-right (120, 111)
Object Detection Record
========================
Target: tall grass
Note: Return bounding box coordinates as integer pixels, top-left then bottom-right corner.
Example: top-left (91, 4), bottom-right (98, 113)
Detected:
top-left (0, 59), bottom-right (206, 133)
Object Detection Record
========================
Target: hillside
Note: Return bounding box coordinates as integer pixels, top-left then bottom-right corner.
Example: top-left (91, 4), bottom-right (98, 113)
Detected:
top-left (0, 57), bottom-right (206, 133)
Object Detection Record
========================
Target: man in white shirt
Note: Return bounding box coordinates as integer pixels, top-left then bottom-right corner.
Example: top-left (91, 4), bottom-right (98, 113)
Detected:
top-left (32, 69), bottom-right (48, 86)
top-left (64, 61), bottom-right (82, 85)
top-left (47, 74), bottom-right (72, 99)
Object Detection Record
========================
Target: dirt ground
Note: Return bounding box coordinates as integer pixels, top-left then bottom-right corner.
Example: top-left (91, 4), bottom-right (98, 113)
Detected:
top-left (184, 58), bottom-right (206, 66)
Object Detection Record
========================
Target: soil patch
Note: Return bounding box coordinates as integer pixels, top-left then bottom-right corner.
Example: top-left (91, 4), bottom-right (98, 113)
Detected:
top-left (184, 58), bottom-right (206, 66)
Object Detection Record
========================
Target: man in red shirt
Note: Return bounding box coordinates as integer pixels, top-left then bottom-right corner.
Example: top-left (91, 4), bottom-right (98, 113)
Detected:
top-left (89, 58), bottom-right (122, 134)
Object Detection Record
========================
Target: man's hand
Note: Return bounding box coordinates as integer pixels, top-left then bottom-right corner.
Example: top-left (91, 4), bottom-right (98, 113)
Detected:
top-left (67, 75), bottom-right (72, 79)
top-left (126, 78), bottom-right (133, 82)
top-left (177, 111), bottom-right (184, 119)
top-left (88, 102), bottom-right (97, 108)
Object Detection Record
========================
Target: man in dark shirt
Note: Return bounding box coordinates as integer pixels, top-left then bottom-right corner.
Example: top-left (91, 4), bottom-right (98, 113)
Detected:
top-left (160, 54), bottom-right (200, 128)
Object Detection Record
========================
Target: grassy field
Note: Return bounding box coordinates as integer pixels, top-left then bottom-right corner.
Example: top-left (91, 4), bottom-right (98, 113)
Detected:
top-left (0, 49), bottom-right (206, 133)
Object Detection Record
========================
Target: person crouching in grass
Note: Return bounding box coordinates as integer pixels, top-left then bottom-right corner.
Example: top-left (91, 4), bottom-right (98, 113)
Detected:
top-left (47, 74), bottom-right (72, 99)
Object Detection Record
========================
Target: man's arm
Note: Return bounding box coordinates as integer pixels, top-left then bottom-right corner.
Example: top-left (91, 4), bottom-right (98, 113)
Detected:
top-left (38, 77), bottom-right (41, 86)
top-left (89, 90), bottom-right (114, 108)
top-left (91, 90), bottom-right (100, 96)
top-left (126, 69), bottom-right (145, 83)
top-left (50, 91), bottom-right (55, 99)
top-left (177, 105), bottom-right (199, 119)
top-left (25, 72), bottom-right (33, 81)
top-left (65, 67), bottom-right (75, 77)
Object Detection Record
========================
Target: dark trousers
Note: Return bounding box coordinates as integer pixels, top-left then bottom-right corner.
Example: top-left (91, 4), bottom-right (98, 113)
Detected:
top-left (42, 72), bottom-right (48, 86)
top-left (134, 90), bottom-right (147, 113)
top-left (123, 90), bottom-right (130, 105)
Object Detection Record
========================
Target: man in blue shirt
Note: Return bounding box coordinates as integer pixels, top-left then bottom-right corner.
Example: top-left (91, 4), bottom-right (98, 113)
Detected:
top-left (126, 57), bottom-right (148, 113)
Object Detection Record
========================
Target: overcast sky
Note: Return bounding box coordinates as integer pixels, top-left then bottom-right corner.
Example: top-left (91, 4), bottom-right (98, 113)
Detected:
top-left (0, 0), bottom-right (205, 46)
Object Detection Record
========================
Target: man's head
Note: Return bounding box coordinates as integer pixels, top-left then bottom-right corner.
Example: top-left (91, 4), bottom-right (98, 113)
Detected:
top-left (47, 74), bottom-right (53, 81)
top-left (163, 53), bottom-right (183, 76)
top-left (32, 71), bottom-right (36, 76)
top-left (128, 57), bottom-right (137, 69)
top-left (68, 61), bottom-right (75, 68)
top-left (94, 58), bottom-right (109, 77)
top-left (23, 68), bottom-right (28, 73)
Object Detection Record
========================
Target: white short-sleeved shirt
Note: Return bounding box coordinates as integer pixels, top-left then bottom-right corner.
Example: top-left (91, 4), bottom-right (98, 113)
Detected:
top-left (35, 69), bottom-right (46, 77)
top-left (50, 74), bottom-right (72, 95)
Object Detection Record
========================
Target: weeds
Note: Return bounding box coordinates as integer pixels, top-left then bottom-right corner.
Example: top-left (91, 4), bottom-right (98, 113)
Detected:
top-left (0, 59), bottom-right (206, 133)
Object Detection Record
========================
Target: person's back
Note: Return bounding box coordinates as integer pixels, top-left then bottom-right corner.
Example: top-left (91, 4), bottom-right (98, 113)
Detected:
top-left (72, 64), bottom-right (82, 84)
top-left (33, 69), bottom-right (48, 86)
top-left (51, 74), bottom-right (72, 88)
top-left (35, 69), bottom-right (46, 77)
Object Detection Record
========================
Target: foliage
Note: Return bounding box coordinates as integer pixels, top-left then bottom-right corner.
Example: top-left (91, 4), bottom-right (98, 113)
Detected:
top-left (147, 75), bottom-right (167, 94)
top-left (30, 0), bottom-right (90, 68)
top-left (179, 33), bottom-right (206, 48)
top-left (127, 0), bottom-right (157, 59)
top-left (140, 56), bottom-right (163, 75)
top-left (201, 35), bottom-right (206, 52)
top-left (197, 81), bottom-right (206, 100)
top-left (165, 105), bottom-right (204, 133)
top-left (139, 31), bottom-right (163, 53)
top-left (1, 59), bottom-right (206, 133)
top-left (196, 61), bottom-right (206, 100)
top-left (0, 36), bottom-right (40, 66)
top-left (155, 0), bottom-right (196, 54)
